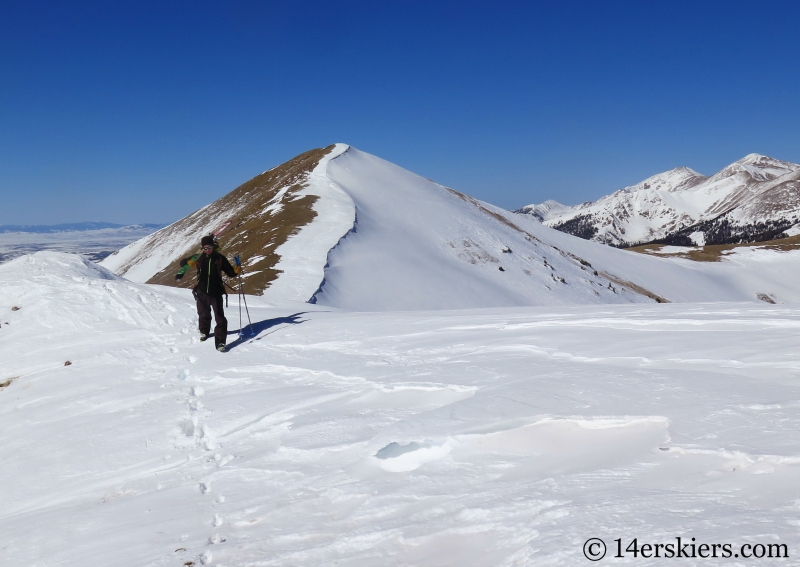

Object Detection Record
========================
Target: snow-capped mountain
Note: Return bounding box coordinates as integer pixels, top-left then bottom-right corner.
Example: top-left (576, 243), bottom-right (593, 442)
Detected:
top-left (518, 153), bottom-right (800, 247)
top-left (101, 144), bottom-right (800, 310)
top-left (101, 146), bottom-right (350, 298)
top-left (106, 143), bottom-right (665, 309)
top-left (516, 199), bottom-right (572, 222)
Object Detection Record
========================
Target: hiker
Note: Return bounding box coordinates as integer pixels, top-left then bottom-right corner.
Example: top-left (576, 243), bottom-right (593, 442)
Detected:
top-left (182, 235), bottom-right (239, 352)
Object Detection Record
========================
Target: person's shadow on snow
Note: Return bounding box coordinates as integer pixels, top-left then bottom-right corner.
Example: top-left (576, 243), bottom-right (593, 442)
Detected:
top-left (224, 312), bottom-right (308, 350)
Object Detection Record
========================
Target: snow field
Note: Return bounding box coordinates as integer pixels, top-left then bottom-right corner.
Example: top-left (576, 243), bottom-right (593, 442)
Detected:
top-left (3, 252), bottom-right (800, 565)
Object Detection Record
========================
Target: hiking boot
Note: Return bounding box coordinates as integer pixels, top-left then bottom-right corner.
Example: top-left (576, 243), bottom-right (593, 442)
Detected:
top-left (217, 344), bottom-right (227, 353)
top-left (199, 333), bottom-right (209, 342)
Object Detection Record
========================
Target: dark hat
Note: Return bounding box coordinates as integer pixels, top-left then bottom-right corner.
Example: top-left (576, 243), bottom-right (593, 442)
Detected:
top-left (201, 235), bottom-right (215, 247)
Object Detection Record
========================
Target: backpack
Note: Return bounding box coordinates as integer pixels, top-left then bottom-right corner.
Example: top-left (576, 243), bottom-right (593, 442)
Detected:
top-left (192, 253), bottom-right (230, 306)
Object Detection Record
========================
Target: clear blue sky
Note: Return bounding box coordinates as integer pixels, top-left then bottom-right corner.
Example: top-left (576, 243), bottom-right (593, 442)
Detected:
top-left (2, 0), bottom-right (799, 225)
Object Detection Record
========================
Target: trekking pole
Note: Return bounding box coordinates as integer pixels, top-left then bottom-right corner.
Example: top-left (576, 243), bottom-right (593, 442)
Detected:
top-left (235, 255), bottom-right (243, 340)
top-left (234, 255), bottom-right (254, 336)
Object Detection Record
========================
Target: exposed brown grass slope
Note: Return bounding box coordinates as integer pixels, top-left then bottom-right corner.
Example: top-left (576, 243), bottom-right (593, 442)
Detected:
top-left (147, 145), bottom-right (335, 295)
top-left (628, 234), bottom-right (800, 262)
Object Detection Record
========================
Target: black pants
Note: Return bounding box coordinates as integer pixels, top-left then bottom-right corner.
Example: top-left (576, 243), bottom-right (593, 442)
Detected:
top-left (195, 288), bottom-right (227, 347)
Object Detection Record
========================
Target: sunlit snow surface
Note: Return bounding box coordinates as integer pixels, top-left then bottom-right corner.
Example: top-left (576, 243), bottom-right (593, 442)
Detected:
top-left (3, 252), bottom-right (800, 566)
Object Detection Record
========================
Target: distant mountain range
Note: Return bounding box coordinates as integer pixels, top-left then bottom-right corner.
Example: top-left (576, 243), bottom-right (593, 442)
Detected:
top-left (0, 222), bottom-right (164, 234)
top-left (517, 154), bottom-right (800, 247)
top-left (0, 223), bottom-right (166, 265)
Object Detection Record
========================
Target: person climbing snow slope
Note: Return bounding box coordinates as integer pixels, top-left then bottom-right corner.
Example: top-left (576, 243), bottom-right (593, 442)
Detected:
top-left (181, 235), bottom-right (239, 352)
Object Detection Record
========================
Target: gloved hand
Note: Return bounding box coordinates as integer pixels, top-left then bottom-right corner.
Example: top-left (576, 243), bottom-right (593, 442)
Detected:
top-left (234, 265), bottom-right (242, 275)
top-left (187, 258), bottom-right (197, 268)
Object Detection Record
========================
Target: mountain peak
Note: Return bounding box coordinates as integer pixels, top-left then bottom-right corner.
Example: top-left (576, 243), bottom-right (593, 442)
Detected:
top-left (732, 153), bottom-right (793, 171)
top-left (99, 145), bottom-right (677, 310)
top-left (617, 166), bottom-right (705, 195)
top-left (710, 153), bottom-right (799, 184)
top-left (737, 153), bottom-right (770, 164)
top-left (514, 199), bottom-right (572, 222)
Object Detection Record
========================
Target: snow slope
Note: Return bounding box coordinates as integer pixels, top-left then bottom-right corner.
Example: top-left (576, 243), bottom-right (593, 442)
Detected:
top-left (3, 252), bottom-right (800, 566)
top-left (313, 147), bottom-right (660, 310)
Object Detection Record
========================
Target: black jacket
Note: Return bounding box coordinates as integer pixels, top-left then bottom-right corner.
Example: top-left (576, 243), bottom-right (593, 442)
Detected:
top-left (195, 251), bottom-right (236, 296)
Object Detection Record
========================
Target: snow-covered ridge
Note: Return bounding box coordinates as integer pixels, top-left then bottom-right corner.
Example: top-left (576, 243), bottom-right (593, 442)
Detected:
top-left (260, 144), bottom-right (354, 302)
top-left (519, 153), bottom-right (800, 247)
top-left (101, 145), bottom-right (353, 297)
top-left (97, 145), bottom-right (800, 310)
top-left (104, 144), bottom-right (675, 309)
